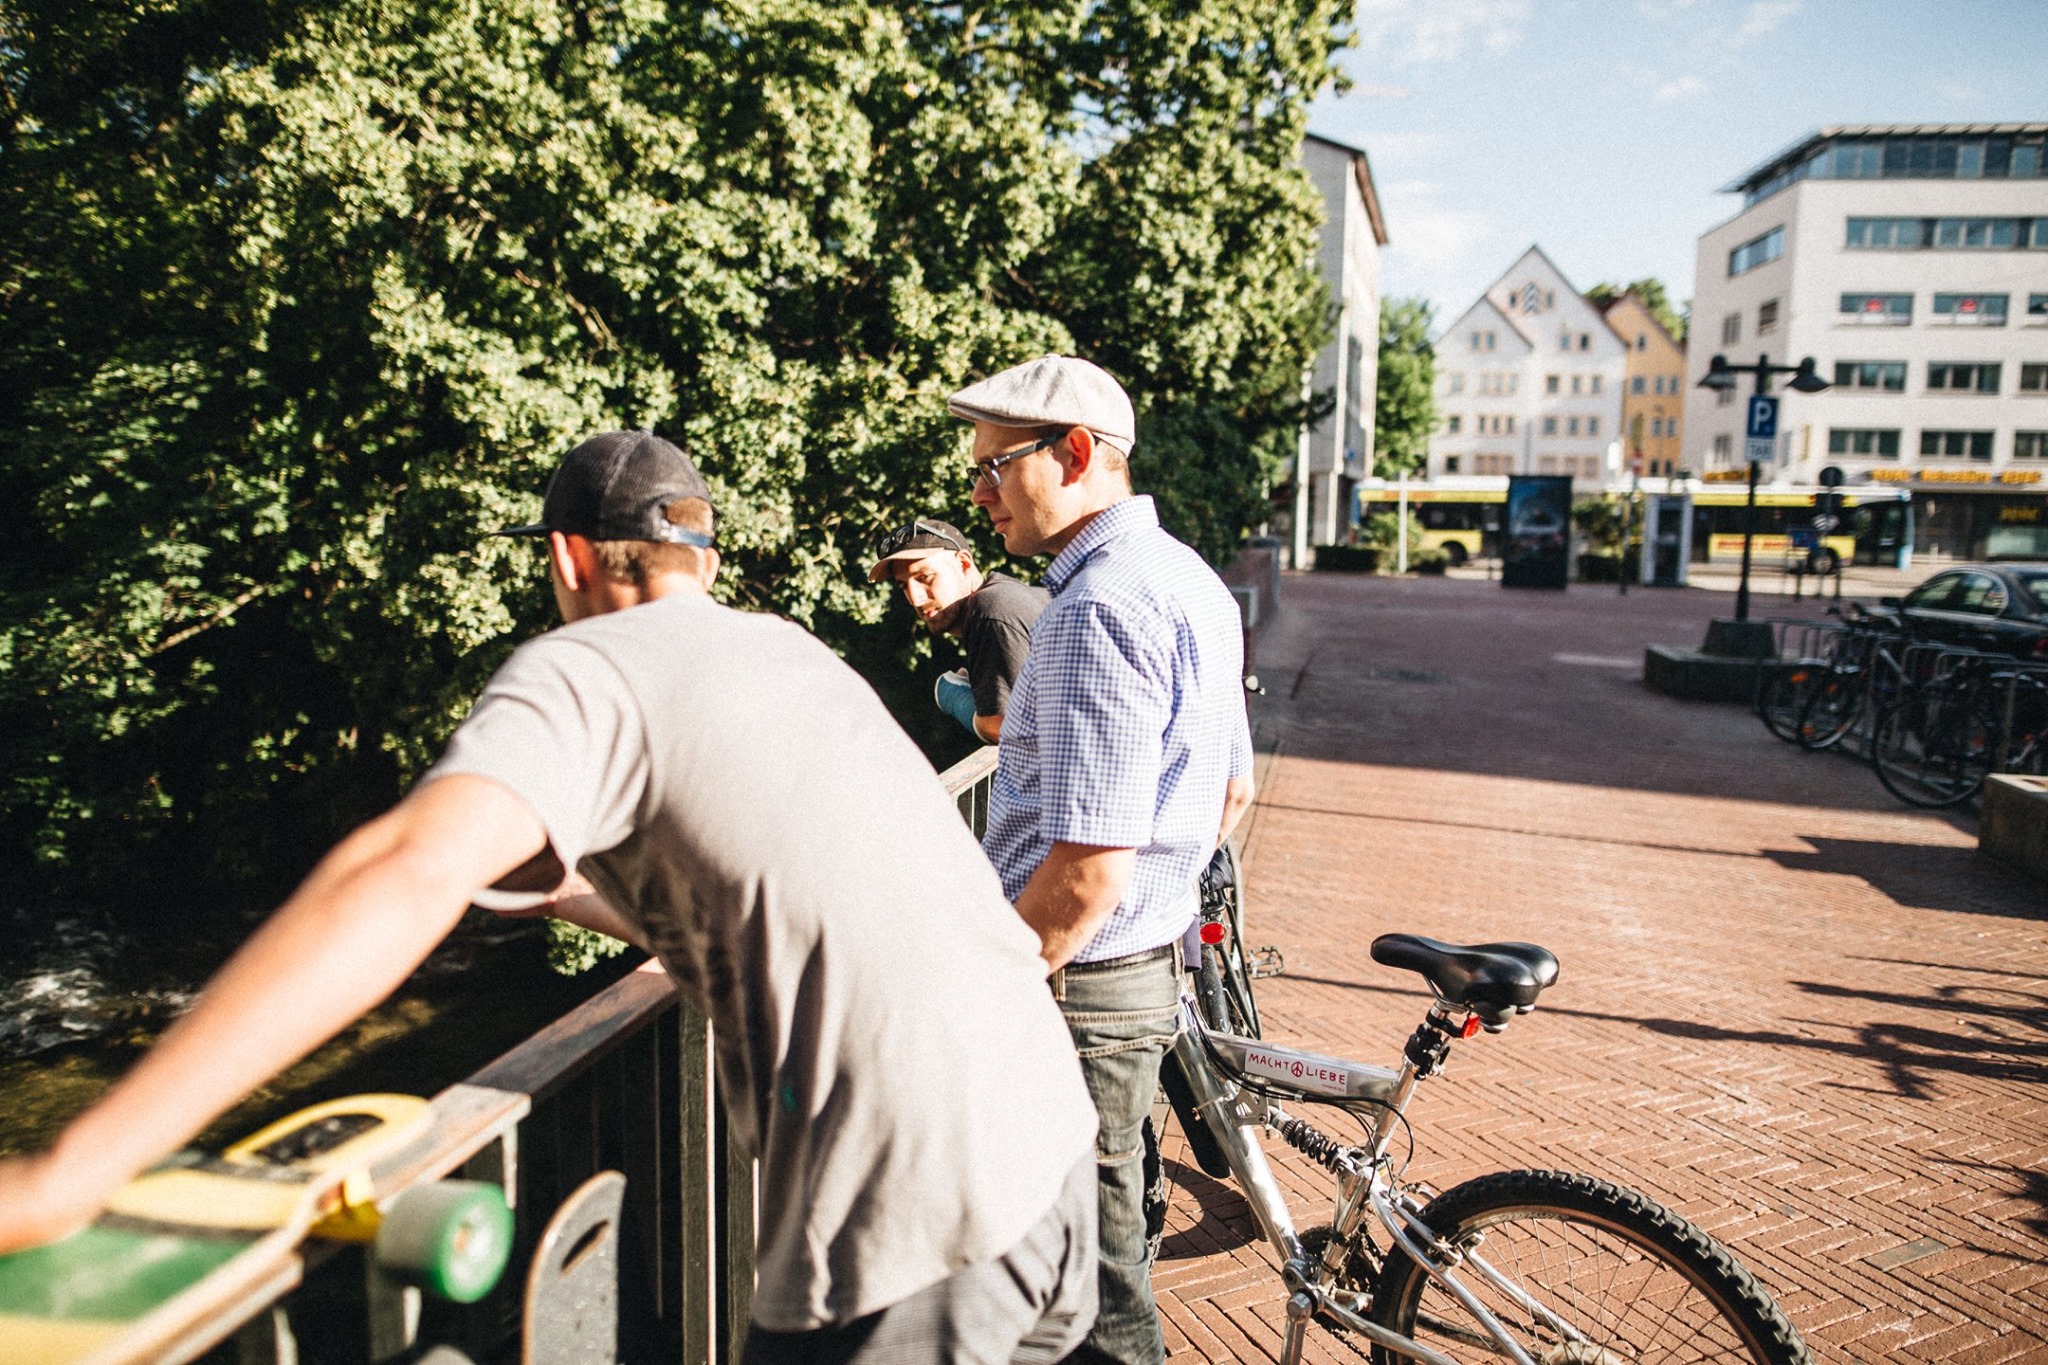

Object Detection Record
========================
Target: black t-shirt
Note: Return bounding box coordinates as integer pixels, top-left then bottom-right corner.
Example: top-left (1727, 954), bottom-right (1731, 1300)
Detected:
top-left (959, 572), bottom-right (1049, 718)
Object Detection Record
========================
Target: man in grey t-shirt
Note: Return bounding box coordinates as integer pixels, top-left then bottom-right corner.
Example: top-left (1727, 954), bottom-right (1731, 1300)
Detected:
top-left (0, 432), bottom-right (1099, 1363)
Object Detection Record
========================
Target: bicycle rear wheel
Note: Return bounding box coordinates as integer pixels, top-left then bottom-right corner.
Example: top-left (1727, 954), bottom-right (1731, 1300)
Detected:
top-left (1196, 845), bottom-right (1261, 1038)
top-left (1754, 660), bottom-right (1821, 744)
top-left (1872, 695), bottom-right (1990, 808)
top-left (1793, 667), bottom-right (1862, 750)
top-left (1368, 1170), bottom-right (1811, 1365)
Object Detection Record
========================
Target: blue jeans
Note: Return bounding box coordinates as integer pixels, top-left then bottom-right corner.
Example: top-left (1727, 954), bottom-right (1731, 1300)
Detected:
top-left (1051, 949), bottom-right (1181, 1365)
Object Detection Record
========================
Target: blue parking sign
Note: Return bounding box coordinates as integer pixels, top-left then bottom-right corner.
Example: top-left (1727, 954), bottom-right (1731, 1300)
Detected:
top-left (1746, 395), bottom-right (1779, 440)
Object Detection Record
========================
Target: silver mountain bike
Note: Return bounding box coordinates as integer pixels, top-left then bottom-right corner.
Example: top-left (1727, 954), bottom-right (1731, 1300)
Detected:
top-left (1158, 932), bottom-right (1813, 1364)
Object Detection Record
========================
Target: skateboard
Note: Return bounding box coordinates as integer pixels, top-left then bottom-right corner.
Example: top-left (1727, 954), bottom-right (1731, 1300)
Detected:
top-left (0, 1093), bottom-right (509, 1365)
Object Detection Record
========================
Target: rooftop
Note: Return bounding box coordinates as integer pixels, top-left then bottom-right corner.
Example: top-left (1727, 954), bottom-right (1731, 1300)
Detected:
top-left (1722, 123), bottom-right (2048, 201)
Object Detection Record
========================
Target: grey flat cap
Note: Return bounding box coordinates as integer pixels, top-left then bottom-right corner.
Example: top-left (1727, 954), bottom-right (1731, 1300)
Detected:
top-left (947, 355), bottom-right (1135, 454)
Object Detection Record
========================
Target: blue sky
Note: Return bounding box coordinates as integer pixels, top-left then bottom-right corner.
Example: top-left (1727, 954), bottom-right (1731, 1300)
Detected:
top-left (1307, 0), bottom-right (2048, 333)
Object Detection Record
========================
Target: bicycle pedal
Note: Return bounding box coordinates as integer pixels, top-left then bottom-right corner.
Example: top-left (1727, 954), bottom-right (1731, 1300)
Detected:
top-left (1249, 947), bottom-right (1286, 979)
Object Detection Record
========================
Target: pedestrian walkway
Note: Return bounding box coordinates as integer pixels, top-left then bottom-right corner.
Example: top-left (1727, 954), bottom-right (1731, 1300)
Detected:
top-left (1155, 572), bottom-right (2048, 1364)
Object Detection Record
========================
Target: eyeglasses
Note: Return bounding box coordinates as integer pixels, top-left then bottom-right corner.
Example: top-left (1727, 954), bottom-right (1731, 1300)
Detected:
top-left (967, 435), bottom-right (1059, 492)
top-left (874, 519), bottom-right (966, 559)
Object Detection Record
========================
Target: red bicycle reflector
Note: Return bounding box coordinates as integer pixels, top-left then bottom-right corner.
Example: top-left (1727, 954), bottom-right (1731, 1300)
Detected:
top-left (1459, 1015), bottom-right (1483, 1039)
top-left (1199, 922), bottom-right (1226, 945)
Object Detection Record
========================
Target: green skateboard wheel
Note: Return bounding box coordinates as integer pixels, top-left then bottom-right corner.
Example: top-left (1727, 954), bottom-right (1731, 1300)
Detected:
top-left (375, 1181), bottom-right (514, 1304)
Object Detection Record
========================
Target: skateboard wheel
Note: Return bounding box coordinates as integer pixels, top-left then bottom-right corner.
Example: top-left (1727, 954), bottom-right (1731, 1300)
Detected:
top-left (376, 1181), bottom-right (513, 1304)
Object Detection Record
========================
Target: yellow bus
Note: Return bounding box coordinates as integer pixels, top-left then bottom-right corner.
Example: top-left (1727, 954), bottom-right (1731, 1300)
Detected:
top-left (1356, 478), bottom-right (1914, 570)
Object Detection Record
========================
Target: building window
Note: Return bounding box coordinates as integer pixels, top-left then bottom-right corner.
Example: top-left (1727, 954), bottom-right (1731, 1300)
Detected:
top-left (1588, 417), bottom-right (1600, 437)
top-left (1841, 293), bottom-right (1913, 324)
top-left (1931, 293), bottom-right (2009, 325)
top-left (1546, 374), bottom-right (1560, 394)
top-left (1444, 372), bottom-right (1464, 394)
top-left (1542, 417), bottom-right (1557, 435)
top-left (1935, 217), bottom-right (2022, 249)
top-left (1846, 217), bottom-right (1927, 249)
top-left (2033, 220), bottom-right (2048, 250)
top-left (1834, 361), bottom-right (1907, 391)
top-left (1570, 375), bottom-right (1582, 396)
top-left (1443, 455), bottom-right (1461, 473)
top-left (1713, 434), bottom-right (1733, 460)
top-left (1444, 415), bottom-right (1462, 433)
top-left (1927, 362), bottom-right (2002, 393)
top-left (1828, 428), bottom-right (1902, 458)
top-left (2021, 363), bottom-right (2048, 392)
top-left (1590, 375), bottom-right (1602, 394)
top-left (1631, 376), bottom-right (1645, 395)
top-left (1921, 429), bottom-right (1995, 461)
top-left (1567, 418), bottom-right (1580, 436)
top-left (2015, 433), bottom-right (2048, 461)
top-left (1471, 330), bottom-right (1496, 351)
top-left (1722, 312), bottom-right (1742, 345)
top-left (2029, 294), bottom-right (2048, 322)
top-left (1505, 415), bottom-right (1515, 434)
top-left (1578, 334), bottom-right (1590, 351)
top-left (1758, 299), bottom-right (1780, 333)
top-left (1728, 226), bottom-right (1785, 276)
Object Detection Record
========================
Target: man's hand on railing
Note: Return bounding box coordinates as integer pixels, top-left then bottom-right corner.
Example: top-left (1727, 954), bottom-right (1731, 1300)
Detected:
top-left (0, 1150), bottom-right (102, 1255)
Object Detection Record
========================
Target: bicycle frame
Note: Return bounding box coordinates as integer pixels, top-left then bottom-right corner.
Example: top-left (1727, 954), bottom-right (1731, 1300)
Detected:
top-left (1167, 995), bottom-right (1560, 1365)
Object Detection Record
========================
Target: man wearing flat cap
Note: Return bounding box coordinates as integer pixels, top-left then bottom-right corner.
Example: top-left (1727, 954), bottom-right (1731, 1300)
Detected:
top-left (0, 430), bottom-right (1102, 1364)
top-left (952, 357), bottom-right (1255, 1365)
top-left (867, 518), bottom-right (1048, 742)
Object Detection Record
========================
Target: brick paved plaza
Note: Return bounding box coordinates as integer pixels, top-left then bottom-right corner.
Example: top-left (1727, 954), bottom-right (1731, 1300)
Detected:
top-left (1157, 571), bottom-right (2048, 1364)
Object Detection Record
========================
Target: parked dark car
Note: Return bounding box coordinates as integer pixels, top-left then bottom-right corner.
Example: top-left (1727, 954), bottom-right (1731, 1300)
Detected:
top-left (1880, 564), bottom-right (2048, 659)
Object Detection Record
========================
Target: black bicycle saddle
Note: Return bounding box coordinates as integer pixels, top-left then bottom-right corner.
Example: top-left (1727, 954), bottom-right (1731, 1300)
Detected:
top-left (1370, 934), bottom-right (1560, 1022)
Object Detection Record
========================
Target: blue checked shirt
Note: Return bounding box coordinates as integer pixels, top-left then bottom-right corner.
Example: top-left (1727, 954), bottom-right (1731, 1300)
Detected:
top-left (983, 496), bottom-right (1254, 963)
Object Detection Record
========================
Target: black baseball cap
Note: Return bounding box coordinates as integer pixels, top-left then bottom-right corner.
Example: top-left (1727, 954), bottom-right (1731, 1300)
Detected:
top-left (495, 431), bottom-right (714, 547)
top-left (866, 519), bottom-right (972, 582)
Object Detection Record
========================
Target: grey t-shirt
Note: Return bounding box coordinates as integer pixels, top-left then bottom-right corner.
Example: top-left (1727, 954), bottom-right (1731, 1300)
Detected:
top-left (428, 592), bottom-right (1095, 1331)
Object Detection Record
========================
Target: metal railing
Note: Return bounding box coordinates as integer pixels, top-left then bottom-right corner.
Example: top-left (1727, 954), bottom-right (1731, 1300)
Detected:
top-left (231, 747), bottom-right (1004, 1364)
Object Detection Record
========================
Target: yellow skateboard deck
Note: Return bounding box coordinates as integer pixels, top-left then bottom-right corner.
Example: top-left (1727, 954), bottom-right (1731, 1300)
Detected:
top-left (0, 1094), bottom-right (431, 1365)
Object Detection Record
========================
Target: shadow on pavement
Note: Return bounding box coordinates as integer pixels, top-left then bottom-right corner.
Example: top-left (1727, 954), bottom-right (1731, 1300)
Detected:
top-left (1762, 837), bottom-right (2047, 919)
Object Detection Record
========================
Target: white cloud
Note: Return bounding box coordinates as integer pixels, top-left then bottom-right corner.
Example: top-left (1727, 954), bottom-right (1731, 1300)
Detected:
top-left (1653, 74), bottom-right (1705, 101)
top-left (1380, 180), bottom-right (1494, 273)
top-left (1352, 0), bottom-right (1534, 64)
top-left (1349, 83), bottom-right (1415, 99)
top-left (1735, 0), bottom-right (1799, 42)
top-left (1345, 130), bottom-right (1450, 169)
top-left (1636, 0), bottom-right (1700, 16)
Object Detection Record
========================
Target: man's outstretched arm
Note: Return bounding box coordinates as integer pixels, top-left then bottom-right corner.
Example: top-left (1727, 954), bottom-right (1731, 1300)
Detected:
top-left (0, 774), bottom-right (546, 1253)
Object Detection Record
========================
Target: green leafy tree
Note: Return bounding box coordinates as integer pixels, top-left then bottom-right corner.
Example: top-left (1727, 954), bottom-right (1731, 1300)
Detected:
top-left (0, 0), bottom-right (1350, 909)
top-left (1585, 278), bottom-right (1686, 342)
top-left (1372, 296), bottom-right (1436, 478)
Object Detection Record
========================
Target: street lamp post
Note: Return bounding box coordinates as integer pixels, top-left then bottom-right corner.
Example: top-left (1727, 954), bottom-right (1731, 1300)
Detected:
top-left (1696, 353), bottom-right (1830, 623)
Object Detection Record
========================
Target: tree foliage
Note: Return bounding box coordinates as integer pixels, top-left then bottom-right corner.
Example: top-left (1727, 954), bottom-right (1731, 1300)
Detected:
top-left (1585, 278), bottom-right (1686, 343)
top-left (1372, 296), bottom-right (1435, 478)
top-left (0, 0), bottom-right (1350, 905)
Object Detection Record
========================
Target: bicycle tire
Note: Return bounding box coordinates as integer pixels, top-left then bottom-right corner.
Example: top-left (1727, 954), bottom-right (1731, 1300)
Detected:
top-left (1871, 695), bottom-right (1989, 808)
top-left (1197, 845), bottom-right (1262, 1038)
top-left (1367, 1169), bottom-right (1812, 1365)
top-left (1195, 947), bottom-right (1259, 1039)
top-left (1754, 660), bottom-right (1819, 744)
top-left (1793, 667), bottom-right (1861, 750)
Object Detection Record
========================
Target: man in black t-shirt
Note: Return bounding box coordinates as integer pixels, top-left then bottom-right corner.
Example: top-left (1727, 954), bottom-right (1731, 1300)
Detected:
top-left (868, 519), bottom-right (1048, 744)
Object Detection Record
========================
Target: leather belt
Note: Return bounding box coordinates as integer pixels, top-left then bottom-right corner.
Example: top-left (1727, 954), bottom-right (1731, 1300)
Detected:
top-left (1048, 942), bottom-right (1179, 1001)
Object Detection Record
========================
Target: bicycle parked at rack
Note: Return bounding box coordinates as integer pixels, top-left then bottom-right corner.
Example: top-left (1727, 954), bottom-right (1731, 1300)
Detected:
top-left (1871, 650), bottom-right (2048, 808)
top-left (1158, 932), bottom-right (1813, 1364)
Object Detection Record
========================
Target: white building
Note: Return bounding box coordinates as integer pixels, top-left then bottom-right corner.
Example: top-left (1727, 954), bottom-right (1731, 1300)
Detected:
top-left (1687, 124), bottom-right (2048, 560)
top-left (1295, 131), bottom-right (1388, 561)
top-left (1428, 246), bottom-right (1627, 484)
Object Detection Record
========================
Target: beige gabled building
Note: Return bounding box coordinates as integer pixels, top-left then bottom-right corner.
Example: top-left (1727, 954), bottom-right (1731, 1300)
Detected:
top-left (1599, 293), bottom-right (1687, 477)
